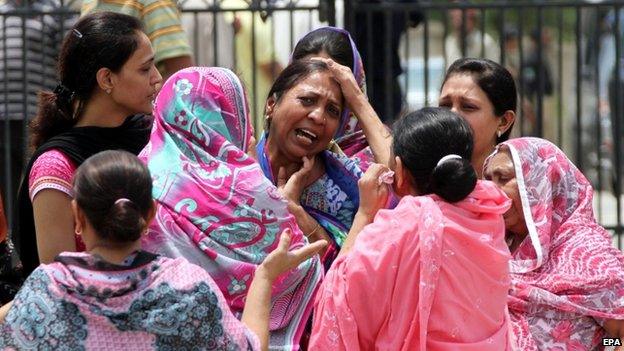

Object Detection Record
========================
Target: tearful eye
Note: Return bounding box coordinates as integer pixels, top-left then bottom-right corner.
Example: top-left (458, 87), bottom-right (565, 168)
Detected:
top-left (328, 105), bottom-right (341, 118)
top-left (299, 97), bottom-right (314, 105)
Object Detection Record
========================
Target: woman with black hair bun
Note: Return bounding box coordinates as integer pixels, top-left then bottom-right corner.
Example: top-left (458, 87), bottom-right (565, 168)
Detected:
top-left (311, 107), bottom-right (514, 350)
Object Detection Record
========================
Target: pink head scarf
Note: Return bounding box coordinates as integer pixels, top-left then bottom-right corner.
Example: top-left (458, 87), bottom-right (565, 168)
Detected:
top-left (486, 137), bottom-right (624, 350)
top-left (140, 67), bottom-right (322, 349)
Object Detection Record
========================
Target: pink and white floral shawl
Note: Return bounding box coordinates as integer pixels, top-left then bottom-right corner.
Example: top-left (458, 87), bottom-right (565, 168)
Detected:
top-left (487, 137), bottom-right (624, 350)
top-left (140, 67), bottom-right (322, 350)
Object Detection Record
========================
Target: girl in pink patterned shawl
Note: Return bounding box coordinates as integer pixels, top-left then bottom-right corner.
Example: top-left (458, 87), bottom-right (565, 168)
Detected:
top-left (140, 67), bottom-right (323, 350)
top-left (0, 150), bottom-right (325, 350)
top-left (310, 108), bottom-right (513, 350)
top-left (484, 137), bottom-right (624, 350)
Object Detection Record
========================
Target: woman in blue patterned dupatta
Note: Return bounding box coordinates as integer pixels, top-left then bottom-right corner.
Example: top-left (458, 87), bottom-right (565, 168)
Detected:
top-left (140, 66), bottom-right (323, 350)
top-left (256, 55), bottom-right (391, 269)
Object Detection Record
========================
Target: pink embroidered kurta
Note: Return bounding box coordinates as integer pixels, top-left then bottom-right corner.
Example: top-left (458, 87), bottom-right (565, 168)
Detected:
top-left (486, 137), bottom-right (624, 350)
top-left (310, 180), bottom-right (513, 350)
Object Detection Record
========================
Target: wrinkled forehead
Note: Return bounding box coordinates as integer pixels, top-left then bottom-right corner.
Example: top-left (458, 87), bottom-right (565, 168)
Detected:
top-left (484, 144), bottom-right (513, 171)
top-left (496, 137), bottom-right (572, 188)
top-left (290, 71), bottom-right (343, 105)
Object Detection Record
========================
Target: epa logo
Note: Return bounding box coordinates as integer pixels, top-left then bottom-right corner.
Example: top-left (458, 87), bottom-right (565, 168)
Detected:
top-left (603, 338), bottom-right (622, 346)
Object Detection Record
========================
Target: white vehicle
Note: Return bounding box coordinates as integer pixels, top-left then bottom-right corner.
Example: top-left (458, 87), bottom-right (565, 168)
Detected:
top-left (400, 56), bottom-right (446, 110)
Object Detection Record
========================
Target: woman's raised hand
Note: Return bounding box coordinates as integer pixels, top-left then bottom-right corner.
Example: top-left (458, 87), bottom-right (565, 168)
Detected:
top-left (313, 57), bottom-right (392, 167)
top-left (243, 229), bottom-right (326, 351)
top-left (313, 57), bottom-right (365, 111)
top-left (277, 156), bottom-right (315, 203)
top-left (258, 229), bottom-right (327, 281)
top-left (338, 163), bottom-right (391, 256)
top-left (246, 135), bottom-right (258, 160)
top-left (357, 163), bottom-right (391, 220)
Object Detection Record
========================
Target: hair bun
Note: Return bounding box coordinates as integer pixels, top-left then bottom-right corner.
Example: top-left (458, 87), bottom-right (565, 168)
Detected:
top-left (429, 157), bottom-right (477, 203)
top-left (103, 198), bottom-right (145, 242)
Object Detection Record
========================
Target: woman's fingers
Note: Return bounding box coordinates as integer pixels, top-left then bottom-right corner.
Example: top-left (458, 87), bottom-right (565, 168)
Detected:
top-left (277, 167), bottom-right (287, 188)
top-left (290, 240), bottom-right (328, 264)
top-left (357, 164), bottom-right (391, 218)
top-left (299, 156), bottom-right (314, 175)
top-left (359, 163), bottom-right (391, 186)
top-left (312, 57), bottom-right (353, 83)
top-left (289, 156), bottom-right (314, 184)
top-left (277, 228), bottom-right (293, 252)
top-left (263, 230), bottom-right (325, 278)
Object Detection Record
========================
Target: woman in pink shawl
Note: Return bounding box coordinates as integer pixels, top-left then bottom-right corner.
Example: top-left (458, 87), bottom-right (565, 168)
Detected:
top-left (484, 137), bottom-right (624, 350)
top-left (139, 67), bottom-right (323, 350)
top-left (310, 107), bottom-right (514, 350)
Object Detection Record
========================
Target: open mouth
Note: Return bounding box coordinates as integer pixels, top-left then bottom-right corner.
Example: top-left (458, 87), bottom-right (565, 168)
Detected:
top-left (294, 128), bottom-right (318, 145)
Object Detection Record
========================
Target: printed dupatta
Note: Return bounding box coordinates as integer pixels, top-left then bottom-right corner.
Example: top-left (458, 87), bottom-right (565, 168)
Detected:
top-left (486, 137), bottom-right (624, 350)
top-left (0, 251), bottom-right (261, 350)
top-left (255, 133), bottom-right (361, 269)
top-left (141, 67), bottom-right (322, 350)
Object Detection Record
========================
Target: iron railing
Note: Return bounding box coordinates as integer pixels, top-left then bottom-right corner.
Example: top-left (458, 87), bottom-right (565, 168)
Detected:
top-left (346, 0), bottom-right (624, 247)
top-left (1, 0), bottom-right (623, 248)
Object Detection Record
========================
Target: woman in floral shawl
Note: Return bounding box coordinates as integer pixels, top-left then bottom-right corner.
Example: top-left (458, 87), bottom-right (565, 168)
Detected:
top-left (484, 137), bottom-right (624, 350)
top-left (140, 67), bottom-right (323, 350)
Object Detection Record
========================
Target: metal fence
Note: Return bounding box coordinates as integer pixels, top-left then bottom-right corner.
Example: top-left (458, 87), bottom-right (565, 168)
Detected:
top-left (1, 0), bottom-right (623, 248)
top-left (0, 0), bottom-right (79, 230)
top-left (0, 0), bottom-right (331, 228)
top-left (346, 0), bottom-right (624, 247)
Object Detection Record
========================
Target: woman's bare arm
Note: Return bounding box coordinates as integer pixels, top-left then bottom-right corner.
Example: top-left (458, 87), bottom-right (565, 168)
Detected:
top-left (32, 189), bottom-right (76, 263)
top-left (241, 231), bottom-right (326, 351)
